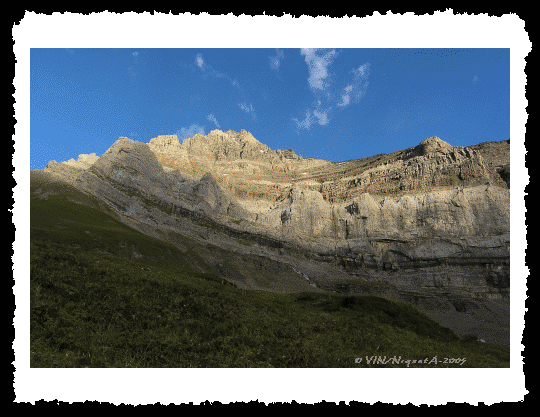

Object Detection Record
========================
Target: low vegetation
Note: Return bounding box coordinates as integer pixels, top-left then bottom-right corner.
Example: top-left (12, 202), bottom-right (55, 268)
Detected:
top-left (29, 178), bottom-right (510, 368)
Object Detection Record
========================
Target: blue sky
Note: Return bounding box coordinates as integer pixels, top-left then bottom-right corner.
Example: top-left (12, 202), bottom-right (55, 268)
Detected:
top-left (30, 47), bottom-right (510, 170)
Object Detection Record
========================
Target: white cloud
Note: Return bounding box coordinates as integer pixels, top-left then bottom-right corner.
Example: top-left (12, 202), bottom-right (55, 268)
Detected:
top-left (293, 107), bottom-right (329, 130)
top-left (337, 64), bottom-right (370, 108)
top-left (357, 64), bottom-right (366, 76)
top-left (293, 49), bottom-right (371, 131)
top-left (300, 48), bottom-right (336, 90)
top-left (196, 53), bottom-right (204, 70)
top-left (177, 124), bottom-right (205, 140)
top-left (337, 85), bottom-right (355, 107)
top-left (239, 102), bottom-right (256, 120)
top-left (473, 75), bottom-right (478, 83)
top-left (337, 94), bottom-right (350, 107)
top-left (293, 110), bottom-right (314, 130)
top-left (207, 114), bottom-right (220, 128)
top-left (314, 109), bottom-right (328, 126)
top-left (350, 64), bottom-right (370, 101)
top-left (132, 51), bottom-right (138, 57)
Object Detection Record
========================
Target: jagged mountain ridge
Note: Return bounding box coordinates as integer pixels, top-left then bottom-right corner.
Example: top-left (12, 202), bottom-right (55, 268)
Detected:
top-left (43, 130), bottom-right (510, 246)
top-left (149, 130), bottom-right (509, 203)
top-left (38, 130), bottom-right (511, 346)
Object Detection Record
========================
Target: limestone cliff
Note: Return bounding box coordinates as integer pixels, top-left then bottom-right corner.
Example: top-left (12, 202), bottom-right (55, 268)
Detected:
top-left (149, 129), bottom-right (308, 177)
top-left (38, 130), bottom-right (512, 346)
top-left (44, 131), bottom-right (510, 260)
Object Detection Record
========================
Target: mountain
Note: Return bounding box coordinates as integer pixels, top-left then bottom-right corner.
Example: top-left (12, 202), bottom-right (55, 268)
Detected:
top-left (35, 130), bottom-right (510, 347)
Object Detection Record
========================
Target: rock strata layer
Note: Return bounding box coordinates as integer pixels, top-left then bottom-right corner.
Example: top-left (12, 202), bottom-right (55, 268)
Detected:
top-left (39, 130), bottom-right (511, 346)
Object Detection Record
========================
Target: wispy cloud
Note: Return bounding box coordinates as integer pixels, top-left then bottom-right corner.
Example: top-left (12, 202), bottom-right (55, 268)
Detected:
top-left (337, 85), bottom-right (353, 107)
top-left (337, 94), bottom-right (350, 107)
top-left (473, 75), bottom-right (478, 83)
top-left (177, 124), bottom-right (205, 140)
top-left (300, 48), bottom-right (337, 90)
top-left (293, 110), bottom-right (315, 130)
top-left (269, 48), bottom-right (285, 71)
top-left (293, 106), bottom-right (329, 130)
top-left (349, 64), bottom-right (370, 103)
top-left (313, 109), bottom-right (328, 126)
top-left (128, 50), bottom-right (141, 82)
top-left (195, 52), bottom-right (256, 122)
top-left (207, 114), bottom-right (220, 129)
top-left (337, 65), bottom-right (370, 108)
top-left (196, 53), bottom-right (205, 70)
top-left (195, 52), bottom-right (231, 83)
top-left (239, 102), bottom-right (256, 119)
top-left (294, 53), bottom-right (370, 130)
top-left (293, 49), bottom-right (337, 130)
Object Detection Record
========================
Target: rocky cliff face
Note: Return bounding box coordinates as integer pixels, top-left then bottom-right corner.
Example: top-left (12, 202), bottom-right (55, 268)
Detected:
top-left (43, 130), bottom-right (510, 269)
top-left (149, 129), bottom-right (308, 177)
top-left (316, 136), bottom-right (506, 203)
top-left (39, 130), bottom-right (511, 346)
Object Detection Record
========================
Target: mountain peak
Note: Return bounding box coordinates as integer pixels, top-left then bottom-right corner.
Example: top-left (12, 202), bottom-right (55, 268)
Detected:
top-left (418, 136), bottom-right (452, 154)
top-left (205, 129), bottom-right (261, 145)
top-left (238, 129), bottom-right (260, 144)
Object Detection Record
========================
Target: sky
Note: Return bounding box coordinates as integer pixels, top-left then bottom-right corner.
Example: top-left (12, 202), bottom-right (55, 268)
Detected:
top-left (30, 47), bottom-right (510, 169)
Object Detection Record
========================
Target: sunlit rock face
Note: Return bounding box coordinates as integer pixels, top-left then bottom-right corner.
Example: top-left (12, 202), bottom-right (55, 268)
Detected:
top-left (45, 131), bottom-right (510, 254)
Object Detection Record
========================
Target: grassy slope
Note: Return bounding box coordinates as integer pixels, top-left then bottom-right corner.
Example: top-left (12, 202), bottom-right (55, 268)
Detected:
top-left (30, 176), bottom-right (510, 368)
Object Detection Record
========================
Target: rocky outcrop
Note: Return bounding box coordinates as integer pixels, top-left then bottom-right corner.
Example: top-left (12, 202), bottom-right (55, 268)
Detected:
top-left (148, 132), bottom-right (508, 207)
top-left (192, 172), bottom-right (255, 220)
top-left (149, 129), bottom-right (305, 173)
top-left (62, 153), bottom-right (99, 170)
top-left (255, 180), bottom-right (509, 245)
top-left (148, 130), bottom-right (328, 199)
top-left (60, 137), bottom-right (255, 225)
top-left (89, 137), bottom-right (169, 192)
top-left (318, 138), bottom-right (502, 203)
top-left (45, 153), bottom-right (99, 171)
top-left (469, 139), bottom-right (511, 187)
top-left (258, 186), bottom-right (334, 237)
top-left (417, 136), bottom-right (453, 155)
top-left (498, 164), bottom-right (510, 188)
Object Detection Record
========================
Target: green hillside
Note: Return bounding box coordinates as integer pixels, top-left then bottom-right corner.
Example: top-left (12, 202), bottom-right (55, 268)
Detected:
top-left (30, 174), bottom-right (510, 368)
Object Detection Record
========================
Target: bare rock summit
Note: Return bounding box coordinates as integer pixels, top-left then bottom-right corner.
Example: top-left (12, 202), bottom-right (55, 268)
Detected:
top-left (418, 136), bottom-right (453, 155)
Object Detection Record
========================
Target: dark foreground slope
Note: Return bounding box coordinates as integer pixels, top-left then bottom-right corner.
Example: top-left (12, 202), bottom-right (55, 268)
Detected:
top-left (30, 172), bottom-right (510, 367)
